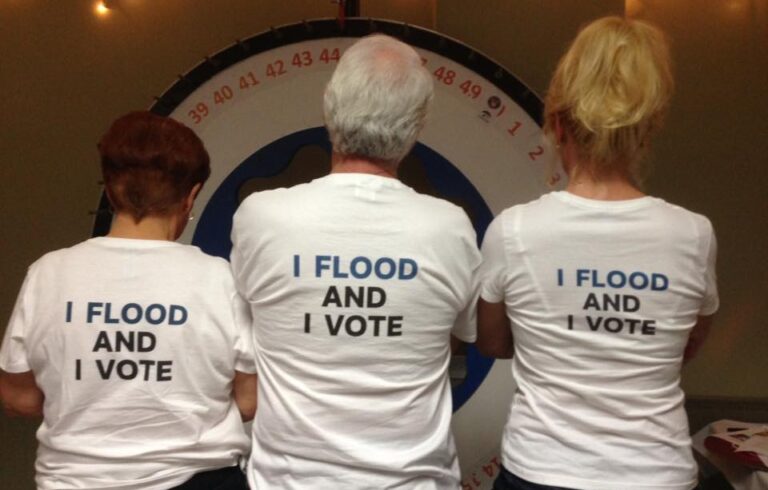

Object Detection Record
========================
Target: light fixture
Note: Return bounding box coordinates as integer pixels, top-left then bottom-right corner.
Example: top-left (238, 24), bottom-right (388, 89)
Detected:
top-left (94, 0), bottom-right (118, 17)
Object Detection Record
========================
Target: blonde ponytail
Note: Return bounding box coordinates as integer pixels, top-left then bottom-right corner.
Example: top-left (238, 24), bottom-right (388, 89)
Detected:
top-left (544, 17), bottom-right (673, 181)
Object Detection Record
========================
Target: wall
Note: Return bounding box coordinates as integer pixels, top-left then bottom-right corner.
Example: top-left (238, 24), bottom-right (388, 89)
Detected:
top-left (629, 0), bottom-right (768, 397)
top-left (437, 0), bottom-right (624, 95)
top-left (1, 0), bottom-right (765, 487)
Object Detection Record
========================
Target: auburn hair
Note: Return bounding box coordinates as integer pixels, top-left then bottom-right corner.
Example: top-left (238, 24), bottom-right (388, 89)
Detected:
top-left (98, 111), bottom-right (210, 222)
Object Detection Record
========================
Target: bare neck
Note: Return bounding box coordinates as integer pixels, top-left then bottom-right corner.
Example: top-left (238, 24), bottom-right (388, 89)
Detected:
top-left (561, 143), bottom-right (644, 201)
top-left (565, 172), bottom-right (645, 201)
top-left (330, 154), bottom-right (398, 178)
top-left (107, 213), bottom-right (179, 241)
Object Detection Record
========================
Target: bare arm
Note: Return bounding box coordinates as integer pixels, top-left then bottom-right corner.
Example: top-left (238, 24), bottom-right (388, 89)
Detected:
top-left (476, 298), bottom-right (514, 359)
top-left (450, 335), bottom-right (466, 354)
top-left (0, 371), bottom-right (44, 418)
top-left (683, 315), bottom-right (714, 364)
top-left (233, 371), bottom-right (257, 422)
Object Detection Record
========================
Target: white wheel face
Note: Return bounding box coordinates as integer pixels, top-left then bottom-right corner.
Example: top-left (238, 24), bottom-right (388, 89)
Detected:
top-left (94, 19), bottom-right (560, 486)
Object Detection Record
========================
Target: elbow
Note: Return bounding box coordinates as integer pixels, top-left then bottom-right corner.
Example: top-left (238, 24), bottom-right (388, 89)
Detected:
top-left (237, 401), bottom-right (256, 422)
top-left (0, 388), bottom-right (43, 418)
top-left (233, 372), bottom-right (258, 422)
top-left (5, 402), bottom-right (43, 418)
top-left (234, 385), bottom-right (257, 422)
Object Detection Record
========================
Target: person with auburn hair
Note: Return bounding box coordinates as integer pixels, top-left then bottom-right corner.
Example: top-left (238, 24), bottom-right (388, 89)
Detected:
top-left (477, 17), bottom-right (718, 490)
top-left (0, 111), bottom-right (257, 490)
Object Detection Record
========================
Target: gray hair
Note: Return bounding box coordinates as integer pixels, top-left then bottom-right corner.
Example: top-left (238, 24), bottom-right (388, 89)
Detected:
top-left (324, 35), bottom-right (434, 166)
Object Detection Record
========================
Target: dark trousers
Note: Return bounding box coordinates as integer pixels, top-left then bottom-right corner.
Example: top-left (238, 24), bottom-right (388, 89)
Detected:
top-left (493, 465), bottom-right (702, 490)
top-left (170, 466), bottom-right (248, 490)
top-left (493, 465), bottom-right (577, 490)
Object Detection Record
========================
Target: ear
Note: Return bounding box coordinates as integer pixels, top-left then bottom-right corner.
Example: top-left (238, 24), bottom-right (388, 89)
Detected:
top-left (182, 182), bottom-right (203, 214)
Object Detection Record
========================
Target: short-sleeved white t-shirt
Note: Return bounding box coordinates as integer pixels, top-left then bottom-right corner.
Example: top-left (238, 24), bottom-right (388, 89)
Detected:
top-left (0, 237), bottom-right (255, 490)
top-left (231, 173), bottom-right (481, 489)
top-left (480, 192), bottom-right (718, 490)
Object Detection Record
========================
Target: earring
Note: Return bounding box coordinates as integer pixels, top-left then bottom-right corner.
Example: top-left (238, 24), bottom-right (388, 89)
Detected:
top-left (188, 211), bottom-right (195, 222)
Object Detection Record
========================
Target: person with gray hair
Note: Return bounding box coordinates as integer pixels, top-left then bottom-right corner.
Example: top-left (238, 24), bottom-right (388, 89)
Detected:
top-left (324, 34), bottom-right (433, 168)
top-left (231, 34), bottom-right (481, 489)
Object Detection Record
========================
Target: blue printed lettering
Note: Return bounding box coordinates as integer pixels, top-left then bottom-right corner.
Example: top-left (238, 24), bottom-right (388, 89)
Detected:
top-left (122, 303), bottom-right (142, 324)
top-left (313, 255), bottom-right (420, 280)
top-left (145, 304), bottom-right (167, 325)
top-left (168, 305), bottom-right (187, 325)
top-left (350, 257), bottom-right (372, 278)
top-left (591, 270), bottom-right (606, 288)
top-left (293, 254), bottom-right (301, 277)
top-left (332, 256), bottom-right (349, 278)
top-left (573, 269), bottom-right (670, 291)
top-left (399, 258), bottom-right (418, 280)
top-left (576, 269), bottom-right (590, 287)
top-left (629, 272), bottom-right (649, 290)
top-left (651, 274), bottom-right (669, 291)
top-left (85, 302), bottom-right (187, 326)
top-left (104, 303), bottom-right (120, 324)
top-left (315, 255), bottom-right (332, 277)
top-left (606, 271), bottom-right (626, 288)
top-left (87, 302), bottom-right (103, 323)
top-left (374, 258), bottom-right (396, 279)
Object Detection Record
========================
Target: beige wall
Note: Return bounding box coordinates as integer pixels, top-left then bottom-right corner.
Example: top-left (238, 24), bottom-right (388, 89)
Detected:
top-left (629, 0), bottom-right (768, 397)
top-left (0, 0), bottom-right (765, 487)
top-left (437, 0), bottom-right (624, 95)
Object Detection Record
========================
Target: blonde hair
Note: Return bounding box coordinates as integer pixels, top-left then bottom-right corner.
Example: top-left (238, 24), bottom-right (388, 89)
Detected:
top-left (544, 16), bottom-right (673, 182)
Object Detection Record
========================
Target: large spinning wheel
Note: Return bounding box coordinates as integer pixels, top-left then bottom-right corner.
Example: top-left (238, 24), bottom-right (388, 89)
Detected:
top-left (92, 18), bottom-right (558, 487)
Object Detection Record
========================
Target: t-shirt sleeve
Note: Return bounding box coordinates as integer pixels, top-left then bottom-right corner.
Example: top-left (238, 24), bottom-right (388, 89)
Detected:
top-left (452, 232), bottom-right (482, 343)
top-left (699, 223), bottom-right (719, 316)
top-left (0, 269), bottom-right (36, 373)
top-left (231, 291), bottom-right (257, 374)
top-left (229, 211), bottom-right (247, 295)
top-left (479, 215), bottom-right (508, 304)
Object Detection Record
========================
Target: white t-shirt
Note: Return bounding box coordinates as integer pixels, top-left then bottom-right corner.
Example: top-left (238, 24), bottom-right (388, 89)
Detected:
top-left (231, 173), bottom-right (481, 490)
top-left (0, 237), bottom-right (255, 490)
top-left (480, 191), bottom-right (719, 490)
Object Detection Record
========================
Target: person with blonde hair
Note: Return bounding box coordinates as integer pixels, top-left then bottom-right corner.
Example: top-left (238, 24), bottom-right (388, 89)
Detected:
top-left (477, 17), bottom-right (718, 490)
